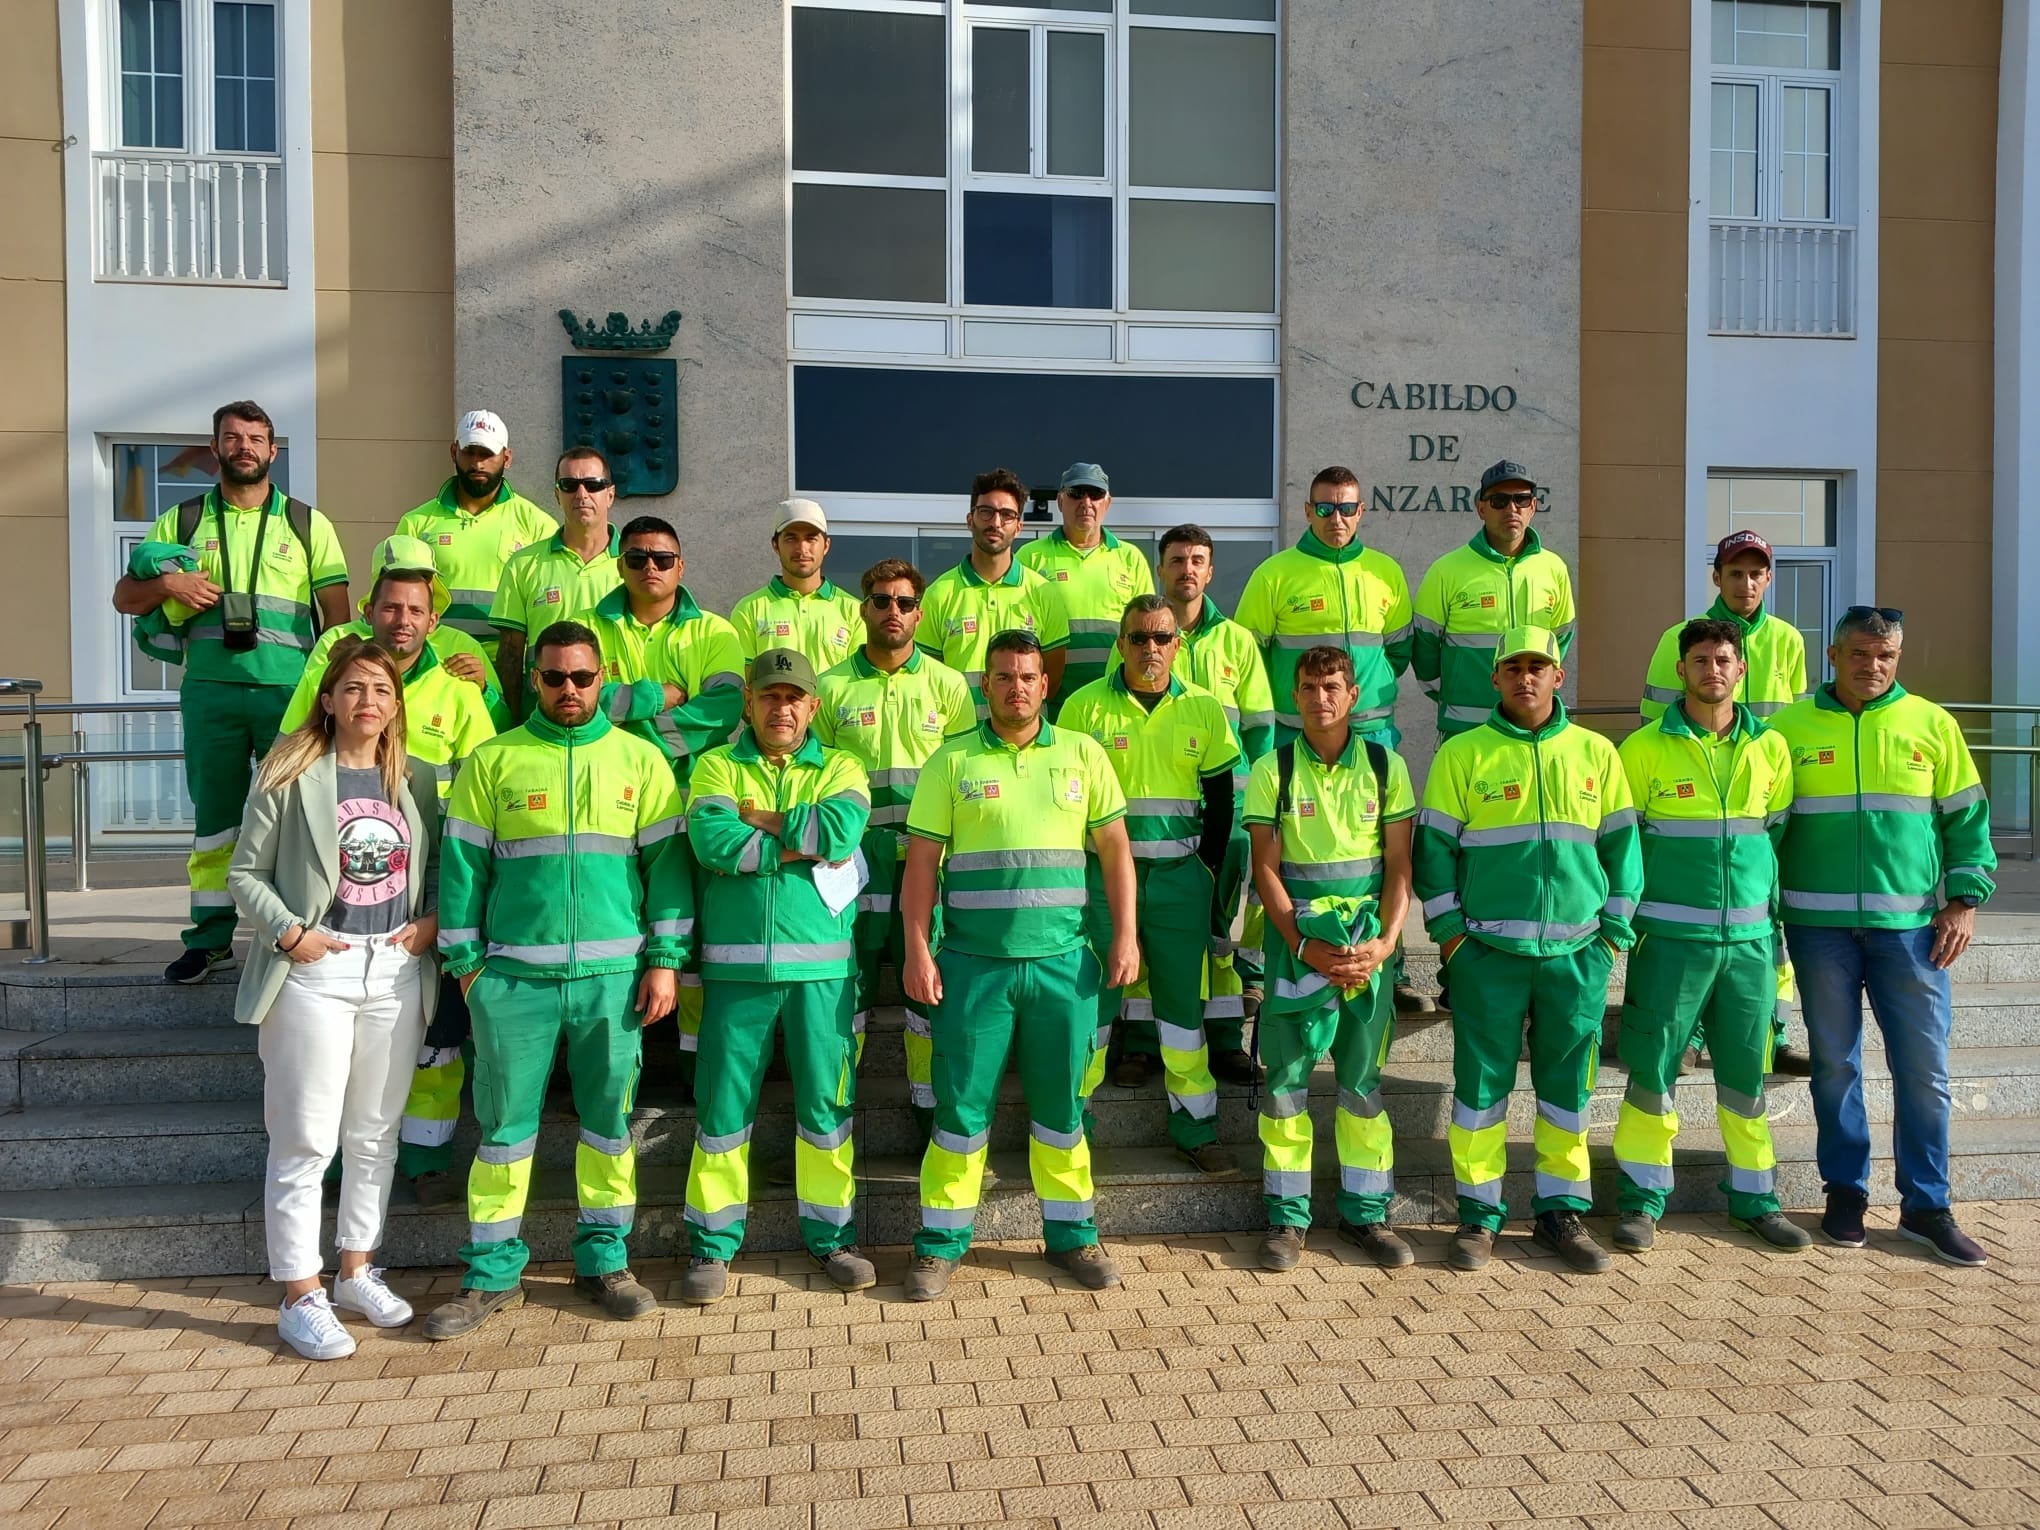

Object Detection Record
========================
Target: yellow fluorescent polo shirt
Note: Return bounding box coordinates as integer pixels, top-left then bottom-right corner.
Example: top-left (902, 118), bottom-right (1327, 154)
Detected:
top-left (814, 648), bottom-right (977, 838)
top-left (905, 720), bottom-right (1126, 958)
top-left (729, 576), bottom-right (864, 673)
top-left (1057, 671), bottom-right (1237, 859)
top-left (488, 524), bottom-right (623, 640)
top-left (1244, 733), bottom-right (1417, 908)
top-left (1017, 529), bottom-right (1154, 696)
top-left (394, 481), bottom-right (558, 648)
top-left (917, 558), bottom-right (1072, 712)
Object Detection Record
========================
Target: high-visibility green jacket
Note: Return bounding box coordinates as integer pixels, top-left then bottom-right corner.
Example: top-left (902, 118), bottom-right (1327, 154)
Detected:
top-left (686, 729), bottom-right (871, 983)
top-left (1176, 596), bottom-right (1276, 786)
top-left (1415, 702), bottom-right (1643, 956)
top-left (1057, 671), bottom-right (1238, 861)
top-left (1235, 532), bottom-right (1413, 744)
top-left (395, 480), bottom-right (558, 648)
top-left (1019, 529), bottom-right (1155, 703)
top-left (1412, 528), bottom-right (1576, 737)
top-left (279, 640), bottom-right (497, 800)
top-left (289, 616), bottom-right (508, 731)
top-left (1617, 702), bottom-right (1792, 944)
top-left (1773, 684), bottom-right (1995, 928)
top-left (1639, 597), bottom-right (1808, 723)
top-left (918, 557), bottom-right (1071, 712)
top-left (591, 586), bottom-right (746, 784)
top-left (813, 648), bottom-right (976, 838)
top-left (438, 711), bottom-right (691, 981)
top-left (729, 576), bottom-right (864, 674)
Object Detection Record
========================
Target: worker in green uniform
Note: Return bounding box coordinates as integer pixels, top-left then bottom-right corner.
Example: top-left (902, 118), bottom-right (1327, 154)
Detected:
top-left (812, 559), bottom-right (976, 1128)
top-left (678, 649), bottom-right (876, 1304)
top-left (1415, 628), bottom-right (1643, 1275)
top-left (489, 446), bottom-right (623, 717)
top-left (919, 467), bottom-right (1071, 714)
top-left (1246, 644), bottom-right (1419, 1271)
top-left (1639, 530), bottom-right (1814, 1078)
top-left (1612, 618), bottom-right (1810, 1254)
top-left (1154, 523), bottom-right (1275, 1085)
top-left (729, 499), bottom-right (865, 674)
top-left (1017, 463), bottom-right (1154, 712)
top-left (1062, 596), bottom-right (1238, 1172)
top-left (394, 410), bottom-right (558, 656)
top-left (113, 400), bottom-right (353, 985)
top-left (902, 630), bottom-right (1139, 1301)
top-left (423, 620), bottom-right (691, 1340)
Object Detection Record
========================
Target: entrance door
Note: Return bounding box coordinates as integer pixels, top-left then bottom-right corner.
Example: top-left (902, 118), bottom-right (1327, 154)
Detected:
top-left (1769, 555), bottom-right (1834, 685)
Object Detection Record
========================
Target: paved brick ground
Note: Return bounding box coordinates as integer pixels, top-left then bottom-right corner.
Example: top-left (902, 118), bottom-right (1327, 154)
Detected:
top-left (1, 1204), bottom-right (2036, 1530)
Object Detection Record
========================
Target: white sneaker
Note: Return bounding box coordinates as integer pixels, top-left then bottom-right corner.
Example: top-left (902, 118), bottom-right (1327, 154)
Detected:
top-left (278, 1289), bottom-right (357, 1361)
top-left (331, 1267), bottom-right (415, 1328)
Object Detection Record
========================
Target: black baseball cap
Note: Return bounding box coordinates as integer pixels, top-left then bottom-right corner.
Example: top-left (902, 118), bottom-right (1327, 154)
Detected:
top-left (1479, 460), bottom-right (1535, 498)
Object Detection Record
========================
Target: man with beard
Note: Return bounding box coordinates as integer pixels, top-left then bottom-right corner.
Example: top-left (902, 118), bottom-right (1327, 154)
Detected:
top-left (490, 447), bottom-right (625, 717)
top-left (115, 400), bottom-right (353, 984)
top-left (918, 467), bottom-right (1070, 715)
top-left (396, 411), bottom-right (558, 658)
top-left (730, 499), bottom-right (864, 674)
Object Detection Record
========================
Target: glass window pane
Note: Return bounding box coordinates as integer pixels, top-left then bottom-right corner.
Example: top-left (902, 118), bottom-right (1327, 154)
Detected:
top-left (1812, 2), bottom-right (1840, 69)
top-left (1131, 0), bottom-right (1276, 18)
top-left (1047, 31), bottom-right (1105, 178)
top-left (120, 77), bottom-right (151, 147)
top-left (216, 79), bottom-right (245, 151)
top-left (1796, 86), bottom-right (1828, 151)
top-left (245, 78), bottom-right (277, 152)
top-left (792, 184), bottom-right (947, 303)
top-left (1711, 0), bottom-right (1735, 62)
top-left (791, 9), bottom-right (946, 177)
top-left (1129, 198), bottom-right (1274, 312)
top-left (1709, 153), bottom-right (1734, 215)
top-left (216, 4), bottom-right (243, 75)
top-left (155, 76), bottom-right (183, 149)
top-left (1710, 82), bottom-right (1737, 150)
top-left (247, 2), bottom-right (275, 76)
top-left (1734, 82), bottom-right (1757, 147)
top-left (1129, 28), bottom-right (1275, 192)
top-left (1782, 156), bottom-right (1805, 219)
top-left (964, 191), bottom-right (1112, 308)
top-left (1783, 91), bottom-right (1804, 151)
top-left (120, 0), bottom-right (153, 70)
top-left (972, 27), bottom-right (1031, 174)
top-left (155, 0), bottom-right (181, 71)
top-left (1706, 475), bottom-right (1839, 547)
top-left (967, 0), bottom-right (1107, 9)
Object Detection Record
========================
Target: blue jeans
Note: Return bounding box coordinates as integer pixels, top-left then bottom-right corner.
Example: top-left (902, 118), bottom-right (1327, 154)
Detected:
top-left (1783, 924), bottom-right (1952, 1213)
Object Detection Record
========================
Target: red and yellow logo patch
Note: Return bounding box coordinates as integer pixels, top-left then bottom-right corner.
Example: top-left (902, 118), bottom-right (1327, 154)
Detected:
top-left (1480, 594), bottom-right (1495, 609)
top-left (1309, 597), bottom-right (1326, 613)
top-left (860, 709), bottom-right (877, 726)
top-left (526, 793), bottom-right (547, 811)
top-left (1676, 783), bottom-right (1695, 798)
top-left (1503, 784), bottom-right (1521, 801)
top-left (1819, 749), bottom-right (1836, 765)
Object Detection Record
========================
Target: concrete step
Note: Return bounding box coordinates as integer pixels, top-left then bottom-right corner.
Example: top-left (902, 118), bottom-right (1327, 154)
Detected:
top-left (0, 970), bottom-right (245, 1032)
top-left (10, 1026), bottom-right (260, 1107)
top-left (4, 1116), bottom-right (2037, 1283)
top-left (8, 1043), bottom-right (2037, 1190)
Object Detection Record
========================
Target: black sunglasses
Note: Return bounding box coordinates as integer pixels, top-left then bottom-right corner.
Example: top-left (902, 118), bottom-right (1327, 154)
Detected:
top-left (866, 593), bottom-right (921, 612)
top-left (1063, 486), bottom-right (1106, 502)
top-left (536, 668), bottom-right (601, 689)
top-left (621, 548), bottom-right (678, 571)
top-left (1309, 501), bottom-right (1361, 518)
top-left (556, 476), bottom-right (613, 494)
top-left (1842, 605), bottom-right (1903, 623)
top-left (1486, 490), bottom-right (1537, 509)
top-left (1124, 630), bottom-right (1177, 647)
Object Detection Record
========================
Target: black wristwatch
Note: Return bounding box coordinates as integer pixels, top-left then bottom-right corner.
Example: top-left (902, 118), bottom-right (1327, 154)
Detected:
top-left (1953, 895), bottom-right (1981, 910)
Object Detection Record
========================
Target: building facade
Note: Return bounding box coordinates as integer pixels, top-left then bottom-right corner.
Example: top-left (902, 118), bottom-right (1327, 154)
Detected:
top-left (0, 0), bottom-right (2028, 836)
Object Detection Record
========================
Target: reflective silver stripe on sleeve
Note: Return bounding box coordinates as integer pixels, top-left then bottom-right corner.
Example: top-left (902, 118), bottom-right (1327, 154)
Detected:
top-left (946, 848), bottom-right (1088, 871)
top-left (1642, 685), bottom-right (1681, 704)
top-left (946, 887), bottom-right (1089, 909)
top-left (445, 818), bottom-right (494, 849)
top-left (1598, 808), bottom-right (1639, 834)
top-left (1937, 783), bottom-right (1986, 814)
top-left (1416, 808), bottom-right (1464, 840)
top-left (1422, 891), bottom-right (1461, 919)
top-left (485, 936), bottom-right (646, 963)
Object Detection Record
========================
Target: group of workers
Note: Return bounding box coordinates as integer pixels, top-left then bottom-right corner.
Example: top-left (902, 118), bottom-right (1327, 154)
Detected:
top-left (113, 400), bottom-right (1998, 1346)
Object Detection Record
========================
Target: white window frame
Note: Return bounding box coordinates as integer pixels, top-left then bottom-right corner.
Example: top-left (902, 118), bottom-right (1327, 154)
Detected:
top-left (102, 0), bottom-right (282, 162)
top-left (1707, 2), bottom-right (1845, 228)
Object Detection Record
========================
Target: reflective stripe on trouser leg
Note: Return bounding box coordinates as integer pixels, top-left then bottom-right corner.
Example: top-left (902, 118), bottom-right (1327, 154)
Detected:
top-left (1018, 945), bottom-right (1102, 1251)
top-left (917, 949), bottom-right (1016, 1260)
top-left (685, 977), bottom-right (782, 1260)
top-left (1612, 933), bottom-right (1690, 1218)
top-left (905, 1009), bottom-right (935, 1113)
top-left (783, 977), bottom-right (859, 1255)
top-left (1444, 939), bottom-right (1529, 1231)
top-left (1707, 939), bottom-right (1783, 1218)
top-left (1258, 999), bottom-right (1339, 1228)
top-left (674, 974), bottom-right (703, 1053)
top-left (1330, 973), bottom-right (1397, 1226)
top-left (1142, 857), bottom-right (1221, 1151)
top-left (1204, 951), bottom-right (1247, 1054)
top-left (181, 678), bottom-right (289, 950)
top-left (397, 974), bottom-right (474, 1179)
top-left (1525, 942), bottom-right (1610, 1215)
top-left (556, 972), bottom-right (645, 1276)
top-left (458, 969), bottom-right (569, 1289)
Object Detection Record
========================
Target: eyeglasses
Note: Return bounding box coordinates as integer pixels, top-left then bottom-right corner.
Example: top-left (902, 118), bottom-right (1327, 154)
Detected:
top-left (1309, 501), bottom-right (1362, 519)
top-left (1486, 490), bottom-right (1538, 509)
top-left (556, 476), bottom-right (613, 494)
top-left (971, 504), bottom-right (1022, 523)
top-left (536, 668), bottom-right (601, 690)
top-left (865, 593), bottom-right (921, 613)
top-left (621, 549), bottom-right (679, 571)
top-left (1063, 486), bottom-right (1106, 502)
top-left (1124, 630), bottom-right (1177, 647)
top-left (1842, 605), bottom-right (1904, 623)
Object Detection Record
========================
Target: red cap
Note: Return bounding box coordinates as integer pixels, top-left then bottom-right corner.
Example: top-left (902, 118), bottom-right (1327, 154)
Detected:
top-left (1714, 530), bottom-right (1774, 568)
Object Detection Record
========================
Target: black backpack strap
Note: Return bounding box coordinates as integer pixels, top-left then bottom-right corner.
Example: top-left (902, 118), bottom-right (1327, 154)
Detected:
top-left (1274, 741), bottom-right (1297, 818)
top-left (1364, 739), bottom-right (1390, 833)
top-left (173, 493), bottom-right (208, 548)
top-left (283, 496), bottom-right (314, 557)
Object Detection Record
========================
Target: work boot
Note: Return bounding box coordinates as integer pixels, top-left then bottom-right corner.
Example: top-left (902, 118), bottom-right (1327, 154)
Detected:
top-left (1678, 1045), bottom-right (1703, 1077)
top-left (1177, 1141), bottom-right (1238, 1175)
top-left (422, 1285), bottom-right (523, 1341)
top-left (1613, 1212), bottom-right (1656, 1252)
top-left (1821, 1187), bottom-right (1869, 1248)
top-left (1046, 1242), bottom-right (1120, 1290)
top-left (1209, 1047), bottom-right (1261, 1085)
top-left (904, 1255), bottom-right (958, 1302)
top-left (1447, 1223), bottom-right (1493, 1271)
top-left (1532, 1210), bottom-right (1612, 1273)
top-left (812, 1246), bottom-right (878, 1291)
top-left (1336, 1220), bottom-right (1414, 1268)
top-left (164, 946), bottom-right (233, 985)
top-left (1733, 1212), bottom-right (1813, 1252)
top-left (1393, 981), bottom-right (1435, 1017)
top-left (1111, 1051), bottom-right (1157, 1088)
top-left (1259, 1225), bottom-right (1305, 1271)
top-left (410, 1170), bottom-right (462, 1208)
top-left (679, 1258), bottom-right (729, 1305)
top-left (1897, 1208), bottom-right (1989, 1267)
top-left (1770, 1042), bottom-right (1813, 1078)
top-left (575, 1268), bottom-right (657, 1321)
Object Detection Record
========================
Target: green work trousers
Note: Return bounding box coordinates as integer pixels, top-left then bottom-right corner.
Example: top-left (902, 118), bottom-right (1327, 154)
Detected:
top-left (1083, 857), bottom-right (1219, 1152)
top-left (1446, 938), bottom-right (1615, 1231)
top-left (181, 677), bottom-right (292, 951)
top-left (917, 946), bottom-right (1101, 1260)
top-left (1613, 935), bottom-right (1780, 1220)
top-left (397, 975), bottom-right (472, 1179)
top-left (459, 968), bottom-right (642, 1289)
top-left (684, 976), bottom-right (858, 1261)
top-left (854, 829), bottom-right (934, 1128)
top-left (1259, 968), bottom-right (1397, 1228)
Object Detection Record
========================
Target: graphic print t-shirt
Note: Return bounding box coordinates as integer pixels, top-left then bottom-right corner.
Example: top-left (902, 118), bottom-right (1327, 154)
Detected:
top-left (324, 766), bottom-right (413, 937)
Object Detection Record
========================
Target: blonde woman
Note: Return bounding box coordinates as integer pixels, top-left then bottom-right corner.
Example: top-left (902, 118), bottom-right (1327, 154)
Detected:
top-left (229, 637), bottom-right (441, 1359)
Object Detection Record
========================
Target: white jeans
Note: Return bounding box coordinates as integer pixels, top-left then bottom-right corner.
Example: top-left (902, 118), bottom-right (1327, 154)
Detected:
top-left (260, 933), bottom-right (426, 1282)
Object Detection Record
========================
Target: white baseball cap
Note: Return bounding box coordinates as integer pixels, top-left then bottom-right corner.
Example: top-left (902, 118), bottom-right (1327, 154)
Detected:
top-left (774, 498), bottom-right (829, 535)
top-left (455, 409), bottom-right (509, 453)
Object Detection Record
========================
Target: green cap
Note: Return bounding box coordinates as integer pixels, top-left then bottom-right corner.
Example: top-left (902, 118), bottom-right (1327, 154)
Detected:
top-left (746, 647), bottom-right (818, 695)
top-left (360, 534), bottom-right (451, 616)
top-left (1492, 626), bottom-right (1564, 669)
